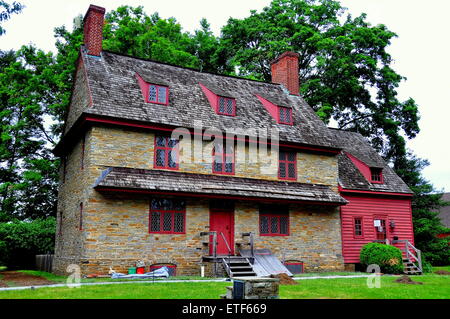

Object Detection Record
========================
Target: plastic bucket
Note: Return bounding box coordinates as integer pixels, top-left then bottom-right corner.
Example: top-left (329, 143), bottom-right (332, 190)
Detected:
top-left (136, 267), bottom-right (145, 274)
top-left (128, 267), bottom-right (136, 274)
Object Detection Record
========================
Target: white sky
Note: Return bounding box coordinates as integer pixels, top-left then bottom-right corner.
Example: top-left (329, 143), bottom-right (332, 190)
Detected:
top-left (1, 0), bottom-right (449, 192)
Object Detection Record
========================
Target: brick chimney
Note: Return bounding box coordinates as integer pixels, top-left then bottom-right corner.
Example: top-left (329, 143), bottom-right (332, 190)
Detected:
top-left (270, 51), bottom-right (300, 95)
top-left (83, 5), bottom-right (105, 56)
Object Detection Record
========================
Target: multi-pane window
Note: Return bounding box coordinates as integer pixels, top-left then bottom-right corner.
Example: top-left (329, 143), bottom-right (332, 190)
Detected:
top-left (148, 84), bottom-right (169, 105)
top-left (374, 218), bottom-right (387, 240)
top-left (149, 198), bottom-right (185, 234)
top-left (370, 168), bottom-right (383, 183)
top-left (278, 150), bottom-right (297, 180)
top-left (259, 205), bottom-right (289, 236)
top-left (217, 96), bottom-right (236, 116)
top-left (278, 106), bottom-right (293, 125)
top-left (213, 142), bottom-right (234, 175)
top-left (354, 217), bottom-right (363, 237)
top-left (154, 136), bottom-right (179, 170)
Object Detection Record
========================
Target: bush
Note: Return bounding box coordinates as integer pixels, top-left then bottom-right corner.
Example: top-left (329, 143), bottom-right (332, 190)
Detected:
top-left (421, 259), bottom-right (434, 274)
top-left (0, 218), bottom-right (55, 269)
top-left (360, 242), bottom-right (404, 274)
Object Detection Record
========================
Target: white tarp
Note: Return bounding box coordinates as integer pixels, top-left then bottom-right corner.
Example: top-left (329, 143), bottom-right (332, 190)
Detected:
top-left (111, 266), bottom-right (170, 279)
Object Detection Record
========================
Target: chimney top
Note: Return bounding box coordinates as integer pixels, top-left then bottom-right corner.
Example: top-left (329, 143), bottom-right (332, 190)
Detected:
top-left (270, 51), bottom-right (300, 66)
top-left (270, 51), bottom-right (300, 96)
top-left (83, 5), bottom-right (105, 21)
top-left (83, 4), bottom-right (106, 57)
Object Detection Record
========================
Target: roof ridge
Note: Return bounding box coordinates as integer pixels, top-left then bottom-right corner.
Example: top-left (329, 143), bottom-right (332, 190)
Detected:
top-left (98, 49), bottom-right (283, 86)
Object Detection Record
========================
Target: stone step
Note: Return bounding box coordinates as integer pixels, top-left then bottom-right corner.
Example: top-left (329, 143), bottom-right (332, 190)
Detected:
top-left (231, 271), bottom-right (257, 277)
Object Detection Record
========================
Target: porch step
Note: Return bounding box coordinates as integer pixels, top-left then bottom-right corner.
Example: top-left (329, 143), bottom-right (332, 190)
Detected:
top-left (231, 271), bottom-right (258, 277)
top-left (402, 258), bottom-right (422, 275)
top-left (221, 257), bottom-right (257, 278)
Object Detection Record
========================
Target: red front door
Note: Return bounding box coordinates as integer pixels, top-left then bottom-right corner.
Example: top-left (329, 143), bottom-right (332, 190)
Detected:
top-left (209, 210), bottom-right (234, 255)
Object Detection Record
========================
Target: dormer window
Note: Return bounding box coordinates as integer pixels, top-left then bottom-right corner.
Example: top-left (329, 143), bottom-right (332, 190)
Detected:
top-left (255, 94), bottom-right (293, 126)
top-left (278, 106), bottom-right (293, 125)
top-left (370, 168), bottom-right (383, 183)
top-left (199, 83), bottom-right (237, 117)
top-left (217, 96), bottom-right (236, 116)
top-left (135, 72), bottom-right (169, 106)
top-left (148, 84), bottom-right (169, 105)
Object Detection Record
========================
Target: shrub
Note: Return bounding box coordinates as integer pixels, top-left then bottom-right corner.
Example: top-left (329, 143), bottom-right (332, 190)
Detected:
top-left (0, 218), bottom-right (55, 269)
top-left (360, 242), bottom-right (404, 274)
top-left (421, 259), bottom-right (433, 273)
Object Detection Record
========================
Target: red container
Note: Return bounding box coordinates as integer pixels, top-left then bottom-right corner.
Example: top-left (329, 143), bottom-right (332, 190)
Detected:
top-left (136, 267), bottom-right (145, 274)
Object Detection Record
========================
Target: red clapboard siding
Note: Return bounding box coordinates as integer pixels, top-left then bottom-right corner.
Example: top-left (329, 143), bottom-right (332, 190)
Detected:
top-left (340, 194), bottom-right (414, 263)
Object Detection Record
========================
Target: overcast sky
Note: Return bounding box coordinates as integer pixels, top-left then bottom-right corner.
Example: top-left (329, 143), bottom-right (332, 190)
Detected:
top-left (1, 0), bottom-right (449, 192)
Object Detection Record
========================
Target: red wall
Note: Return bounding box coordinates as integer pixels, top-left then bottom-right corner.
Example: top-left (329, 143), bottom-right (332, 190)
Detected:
top-left (340, 193), bottom-right (414, 263)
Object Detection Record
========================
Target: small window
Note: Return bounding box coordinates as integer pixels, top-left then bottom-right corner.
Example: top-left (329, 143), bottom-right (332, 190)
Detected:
top-left (212, 142), bottom-right (234, 175)
top-left (278, 106), bottom-right (293, 125)
top-left (154, 136), bottom-right (179, 170)
top-left (370, 168), bottom-right (383, 183)
top-left (279, 150), bottom-right (297, 180)
top-left (217, 96), bottom-right (236, 116)
top-left (79, 203), bottom-right (83, 231)
top-left (148, 84), bottom-right (169, 105)
top-left (81, 134), bottom-right (85, 170)
top-left (259, 205), bottom-right (289, 236)
top-left (149, 198), bottom-right (185, 234)
top-left (354, 217), bottom-right (363, 237)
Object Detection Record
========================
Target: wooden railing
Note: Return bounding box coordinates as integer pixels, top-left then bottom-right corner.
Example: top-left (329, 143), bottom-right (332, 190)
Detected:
top-left (393, 239), bottom-right (423, 273)
top-left (200, 231), bottom-right (218, 257)
top-left (200, 231), bottom-right (233, 257)
top-left (241, 232), bottom-right (255, 259)
top-left (219, 232), bottom-right (233, 257)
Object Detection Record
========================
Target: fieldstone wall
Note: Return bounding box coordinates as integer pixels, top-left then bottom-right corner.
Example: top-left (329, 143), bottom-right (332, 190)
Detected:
top-left (53, 125), bottom-right (343, 276)
top-left (64, 59), bottom-right (91, 134)
top-left (88, 126), bottom-right (338, 185)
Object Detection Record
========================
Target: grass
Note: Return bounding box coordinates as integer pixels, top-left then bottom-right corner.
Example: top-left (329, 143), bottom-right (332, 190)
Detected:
top-left (0, 281), bottom-right (231, 299)
top-left (294, 271), bottom-right (365, 277)
top-left (433, 266), bottom-right (450, 272)
top-left (281, 275), bottom-right (450, 299)
top-left (0, 273), bottom-right (448, 299)
top-left (17, 270), bottom-right (216, 284)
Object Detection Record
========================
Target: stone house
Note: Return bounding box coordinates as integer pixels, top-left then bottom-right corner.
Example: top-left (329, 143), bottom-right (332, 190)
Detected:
top-left (52, 5), bottom-right (415, 276)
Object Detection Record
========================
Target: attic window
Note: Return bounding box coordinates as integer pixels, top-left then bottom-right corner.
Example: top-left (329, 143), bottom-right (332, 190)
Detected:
top-left (148, 84), bottom-right (169, 105)
top-left (370, 168), bottom-right (383, 183)
top-left (255, 94), bottom-right (294, 125)
top-left (217, 96), bottom-right (236, 116)
top-left (278, 106), bottom-right (293, 125)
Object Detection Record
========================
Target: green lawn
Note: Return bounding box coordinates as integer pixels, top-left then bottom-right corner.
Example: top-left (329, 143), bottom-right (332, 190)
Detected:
top-left (17, 270), bottom-right (215, 283)
top-left (0, 273), bottom-right (448, 299)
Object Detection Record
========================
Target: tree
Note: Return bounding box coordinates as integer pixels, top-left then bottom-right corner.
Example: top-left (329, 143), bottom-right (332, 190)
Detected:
top-left (0, 47), bottom-right (59, 221)
top-left (395, 152), bottom-right (450, 265)
top-left (220, 0), bottom-right (419, 164)
top-left (0, 1), bottom-right (23, 35)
